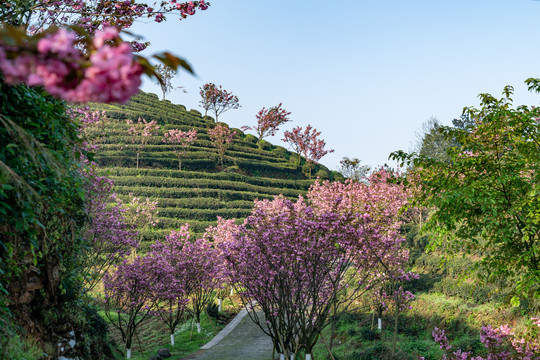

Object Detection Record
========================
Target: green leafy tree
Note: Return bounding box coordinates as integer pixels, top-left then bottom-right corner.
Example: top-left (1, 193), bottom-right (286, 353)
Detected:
top-left (153, 64), bottom-right (177, 100)
top-left (339, 157), bottom-right (371, 182)
top-left (413, 117), bottom-right (456, 163)
top-left (391, 81), bottom-right (540, 301)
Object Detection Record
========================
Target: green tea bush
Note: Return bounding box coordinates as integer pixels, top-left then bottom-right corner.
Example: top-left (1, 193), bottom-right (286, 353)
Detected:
top-left (99, 167), bottom-right (313, 190)
top-left (244, 134), bottom-right (257, 144)
top-left (315, 169), bottom-right (330, 180)
top-left (157, 207), bottom-right (252, 221)
top-left (108, 175), bottom-right (303, 197)
top-left (272, 146), bottom-right (288, 159)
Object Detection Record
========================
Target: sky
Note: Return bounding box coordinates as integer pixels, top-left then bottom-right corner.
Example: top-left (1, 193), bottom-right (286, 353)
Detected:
top-left (132, 0), bottom-right (540, 171)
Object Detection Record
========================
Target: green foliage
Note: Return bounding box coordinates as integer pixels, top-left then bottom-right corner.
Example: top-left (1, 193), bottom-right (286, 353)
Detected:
top-left (315, 169), bottom-right (330, 180)
top-left (272, 146), bottom-right (288, 159)
top-left (99, 167), bottom-right (313, 190)
top-left (0, 333), bottom-right (44, 360)
top-left (205, 303), bottom-right (219, 318)
top-left (258, 139), bottom-right (271, 150)
top-left (331, 171), bottom-right (346, 182)
top-left (391, 82), bottom-right (540, 299)
top-left (108, 175), bottom-right (304, 197)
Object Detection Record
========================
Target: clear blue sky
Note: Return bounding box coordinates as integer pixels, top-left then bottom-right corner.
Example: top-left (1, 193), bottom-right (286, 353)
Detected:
top-left (132, 0), bottom-right (540, 171)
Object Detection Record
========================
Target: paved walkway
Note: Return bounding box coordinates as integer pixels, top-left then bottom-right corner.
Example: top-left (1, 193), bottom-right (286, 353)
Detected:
top-left (179, 310), bottom-right (274, 360)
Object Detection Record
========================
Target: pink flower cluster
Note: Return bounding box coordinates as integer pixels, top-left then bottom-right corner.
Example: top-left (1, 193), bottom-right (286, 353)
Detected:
top-left (32, 0), bottom-right (209, 36)
top-left (242, 103), bottom-right (292, 146)
top-left (0, 27), bottom-right (142, 103)
top-left (282, 125), bottom-right (334, 169)
top-left (425, 320), bottom-right (540, 360)
top-left (208, 123), bottom-right (236, 166)
top-left (163, 128), bottom-right (198, 169)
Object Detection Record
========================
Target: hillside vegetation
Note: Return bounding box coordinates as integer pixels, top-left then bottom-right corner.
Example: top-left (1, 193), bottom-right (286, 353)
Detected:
top-left (90, 91), bottom-right (343, 240)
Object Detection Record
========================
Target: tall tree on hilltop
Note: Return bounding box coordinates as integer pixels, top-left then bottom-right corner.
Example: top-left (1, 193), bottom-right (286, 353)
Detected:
top-left (242, 103), bottom-right (291, 149)
top-left (153, 64), bottom-right (176, 100)
top-left (199, 83), bottom-right (240, 122)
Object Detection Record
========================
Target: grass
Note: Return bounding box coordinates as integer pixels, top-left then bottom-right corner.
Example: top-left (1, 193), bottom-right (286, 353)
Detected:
top-left (96, 296), bottom-right (241, 360)
top-left (306, 291), bottom-right (527, 360)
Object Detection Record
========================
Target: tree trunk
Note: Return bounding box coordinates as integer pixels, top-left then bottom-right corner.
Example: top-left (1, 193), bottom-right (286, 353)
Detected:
top-left (136, 151), bottom-right (139, 169)
top-left (196, 322), bottom-right (201, 333)
top-left (171, 333), bottom-right (175, 346)
top-left (126, 348), bottom-right (131, 359)
top-left (392, 289), bottom-right (399, 357)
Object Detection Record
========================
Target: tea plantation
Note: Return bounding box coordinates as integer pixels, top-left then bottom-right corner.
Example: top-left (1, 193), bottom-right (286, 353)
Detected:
top-left (89, 91), bottom-right (343, 241)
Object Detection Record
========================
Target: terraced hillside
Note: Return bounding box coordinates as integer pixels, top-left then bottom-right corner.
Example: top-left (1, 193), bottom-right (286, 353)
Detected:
top-left (90, 92), bottom-right (343, 241)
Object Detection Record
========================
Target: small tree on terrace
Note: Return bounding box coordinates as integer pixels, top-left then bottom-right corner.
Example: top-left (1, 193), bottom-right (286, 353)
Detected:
top-left (242, 103), bottom-right (291, 149)
top-left (283, 125), bottom-right (334, 179)
top-left (126, 117), bottom-right (160, 169)
top-left (162, 128), bottom-right (197, 170)
top-left (199, 82), bottom-right (240, 122)
top-left (208, 124), bottom-right (236, 168)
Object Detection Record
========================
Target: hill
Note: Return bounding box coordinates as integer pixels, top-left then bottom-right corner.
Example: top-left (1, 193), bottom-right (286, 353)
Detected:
top-left (89, 91), bottom-right (343, 241)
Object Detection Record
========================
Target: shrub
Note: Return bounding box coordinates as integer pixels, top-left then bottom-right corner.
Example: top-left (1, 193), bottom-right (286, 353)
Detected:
top-left (244, 134), bottom-right (257, 144)
top-left (258, 139), bottom-right (271, 150)
top-left (359, 326), bottom-right (379, 341)
top-left (272, 146), bottom-right (288, 159)
top-left (330, 171), bottom-right (345, 182)
top-left (206, 303), bottom-right (219, 318)
top-left (315, 169), bottom-right (329, 180)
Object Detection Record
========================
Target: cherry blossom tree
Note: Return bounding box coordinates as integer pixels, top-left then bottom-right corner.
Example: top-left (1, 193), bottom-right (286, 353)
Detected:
top-left (199, 82), bottom-right (240, 122)
top-left (162, 128), bottom-right (197, 170)
top-left (208, 123), bottom-right (236, 168)
top-left (70, 106), bottom-right (109, 153)
top-left (282, 125), bottom-right (334, 179)
top-left (423, 318), bottom-right (540, 360)
top-left (203, 217), bottom-right (240, 311)
top-left (78, 166), bottom-right (138, 294)
top-left (242, 103), bottom-right (291, 149)
top-left (0, 1), bottom-right (209, 103)
top-left (308, 169), bottom-right (415, 354)
top-left (126, 117), bottom-right (160, 169)
top-left (222, 191), bottom-right (408, 360)
top-left (148, 226), bottom-right (192, 346)
top-left (182, 236), bottom-right (224, 333)
top-left (103, 256), bottom-right (161, 359)
top-left (199, 82), bottom-right (215, 118)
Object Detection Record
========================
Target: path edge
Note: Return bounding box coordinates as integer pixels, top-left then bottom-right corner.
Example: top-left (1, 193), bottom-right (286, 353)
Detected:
top-left (200, 307), bottom-right (249, 349)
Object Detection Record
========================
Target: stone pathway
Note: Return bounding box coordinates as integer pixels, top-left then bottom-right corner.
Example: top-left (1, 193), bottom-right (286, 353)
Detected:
top-left (178, 310), bottom-right (274, 360)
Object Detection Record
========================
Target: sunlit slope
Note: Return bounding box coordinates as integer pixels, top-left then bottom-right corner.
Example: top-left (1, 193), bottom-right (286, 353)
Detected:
top-left (90, 92), bottom-right (342, 240)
